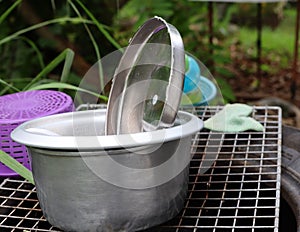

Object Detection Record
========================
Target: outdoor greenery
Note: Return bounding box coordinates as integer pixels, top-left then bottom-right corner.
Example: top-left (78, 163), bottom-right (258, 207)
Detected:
top-left (0, 0), bottom-right (120, 100)
top-left (231, 7), bottom-right (296, 71)
top-left (0, 0), bottom-right (298, 102)
top-left (0, 0), bottom-right (298, 182)
top-left (0, 0), bottom-right (295, 101)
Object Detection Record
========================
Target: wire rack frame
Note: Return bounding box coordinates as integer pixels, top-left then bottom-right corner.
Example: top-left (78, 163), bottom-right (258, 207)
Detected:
top-left (0, 106), bottom-right (282, 232)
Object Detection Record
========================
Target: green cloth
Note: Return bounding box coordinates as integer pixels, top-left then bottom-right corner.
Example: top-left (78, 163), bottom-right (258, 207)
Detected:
top-left (204, 103), bottom-right (264, 132)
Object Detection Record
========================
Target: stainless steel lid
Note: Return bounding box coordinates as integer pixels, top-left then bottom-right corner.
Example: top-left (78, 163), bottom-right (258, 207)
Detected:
top-left (106, 16), bottom-right (185, 135)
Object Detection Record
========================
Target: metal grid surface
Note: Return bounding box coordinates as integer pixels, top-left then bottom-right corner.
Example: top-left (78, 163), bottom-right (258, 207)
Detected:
top-left (0, 106), bottom-right (281, 232)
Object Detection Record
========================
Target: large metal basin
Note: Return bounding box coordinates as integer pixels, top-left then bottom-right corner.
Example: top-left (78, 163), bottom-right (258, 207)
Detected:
top-left (11, 109), bottom-right (202, 232)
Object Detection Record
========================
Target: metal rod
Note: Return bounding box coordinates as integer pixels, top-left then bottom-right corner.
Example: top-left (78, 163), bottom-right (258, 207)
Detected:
top-left (257, 2), bottom-right (262, 80)
top-left (291, 0), bottom-right (300, 100)
top-left (0, 106), bottom-right (281, 231)
top-left (208, 1), bottom-right (214, 74)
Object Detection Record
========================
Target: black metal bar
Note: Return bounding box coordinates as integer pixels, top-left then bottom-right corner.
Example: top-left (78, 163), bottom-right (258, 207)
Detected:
top-left (291, 0), bottom-right (300, 100)
top-left (0, 106), bottom-right (282, 230)
top-left (257, 2), bottom-right (262, 80)
top-left (208, 1), bottom-right (214, 74)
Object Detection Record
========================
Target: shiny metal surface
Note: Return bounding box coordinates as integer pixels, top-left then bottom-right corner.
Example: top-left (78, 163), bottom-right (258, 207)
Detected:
top-left (1, 106), bottom-right (282, 232)
top-left (29, 147), bottom-right (190, 232)
top-left (11, 109), bottom-right (202, 231)
top-left (106, 16), bottom-right (185, 135)
top-left (11, 109), bottom-right (202, 150)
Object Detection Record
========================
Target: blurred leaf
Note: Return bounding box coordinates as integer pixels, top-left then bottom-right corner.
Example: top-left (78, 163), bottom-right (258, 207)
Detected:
top-left (215, 66), bottom-right (234, 78)
top-left (17, 36), bottom-right (45, 69)
top-left (67, 0), bottom-right (104, 91)
top-left (261, 64), bottom-right (271, 72)
top-left (0, 150), bottom-right (34, 185)
top-left (250, 78), bottom-right (260, 90)
top-left (0, 17), bottom-right (93, 46)
top-left (72, 0), bottom-right (121, 51)
top-left (0, 79), bottom-right (20, 92)
top-left (24, 48), bottom-right (74, 90)
top-left (28, 82), bottom-right (108, 101)
top-left (0, 85), bottom-right (12, 95)
top-left (215, 77), bottom-right (236, 103)
top-left (59, 48), bottom-right (75, 88)
top-left (0, 0), bottom-right (22, 25)
top-left (213, 54), bottom-right (231, 64)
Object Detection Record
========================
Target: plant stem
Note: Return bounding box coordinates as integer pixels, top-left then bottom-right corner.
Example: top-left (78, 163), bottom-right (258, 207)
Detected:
top-left (68, 0), bottom-right (105, 93)
top-left (0, 0), bottom-right (22, 25)
top-left (0, 79), bottom-right (21, 92)
top-left (59, 49), bottom-right (75, 91)
top-left (28, 82), bottom-right (108, 101)
top-left (23, 48), bottom-right (74, 90)
top-left (0, 150), bottom-right (34, 185)
top-left (0, 17), bottom-right (93, 46)
top-left (73, 0), bottom-right (122, 51)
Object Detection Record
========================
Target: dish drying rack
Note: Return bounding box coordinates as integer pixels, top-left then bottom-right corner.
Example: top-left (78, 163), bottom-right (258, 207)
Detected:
top-left (0, 105), bottom-right (281, 232)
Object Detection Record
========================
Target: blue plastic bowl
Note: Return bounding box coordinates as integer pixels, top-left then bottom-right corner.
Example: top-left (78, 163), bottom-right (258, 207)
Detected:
top-left (181, 75), bottom-right (217, 106)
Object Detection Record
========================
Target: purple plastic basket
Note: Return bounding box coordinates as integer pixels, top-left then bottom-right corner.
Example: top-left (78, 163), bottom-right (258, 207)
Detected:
top-left (0, 90), bottom-right (74, 176)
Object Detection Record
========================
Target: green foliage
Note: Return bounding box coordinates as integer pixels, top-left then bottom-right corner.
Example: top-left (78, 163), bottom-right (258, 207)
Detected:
top-left (0, 0), bottom-right (121, 98)
top-left (0, 0), bottom-right (297, 179)
top-left (116, 0), bottom-right (174, 26)
top-left (71, 0), bottom-right (121, 51)
top-left (0, 1), bottom-right (116, 179)
top-left (112, 0), bottom-right (207, 47)
top-left (30, 82), bottom-right (107, 101)
top-left (0, 0), bottom-right (22, 24)
top-left (215, 77), bottom-right (236, 103)
top-left (0, 17), bottom-right (95, 46)
top-left (0, 0), bottom-right (239, 103)
top-left (0, 0), bottom-right (297, 104)
top-left (0, 150), bottom-right (34, 185)
top-left (112, 0), bottom-right (235, 102)
top-left (23, 48), bottom-right (74, 90)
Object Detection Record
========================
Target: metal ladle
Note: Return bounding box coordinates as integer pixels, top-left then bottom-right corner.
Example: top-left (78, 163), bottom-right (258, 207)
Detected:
top-left (106, 16), bottom-right (185, 135)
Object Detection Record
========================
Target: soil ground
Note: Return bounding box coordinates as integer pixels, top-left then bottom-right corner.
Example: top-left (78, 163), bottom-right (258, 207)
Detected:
top-left (223, 45), bottom-right (300, 127)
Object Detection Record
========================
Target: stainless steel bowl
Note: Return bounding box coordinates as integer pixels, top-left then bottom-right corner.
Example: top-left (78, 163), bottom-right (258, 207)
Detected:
top-left (11, 109), bottom-right (202, 232)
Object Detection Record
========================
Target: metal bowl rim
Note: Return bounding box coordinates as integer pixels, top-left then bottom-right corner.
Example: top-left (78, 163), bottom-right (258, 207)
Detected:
top-left (11, 109), bottom-right (203, 150)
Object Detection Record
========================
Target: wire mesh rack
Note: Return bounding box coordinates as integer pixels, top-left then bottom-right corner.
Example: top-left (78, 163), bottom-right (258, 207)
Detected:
top-left (0, 106), bottom-right (281, 232)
